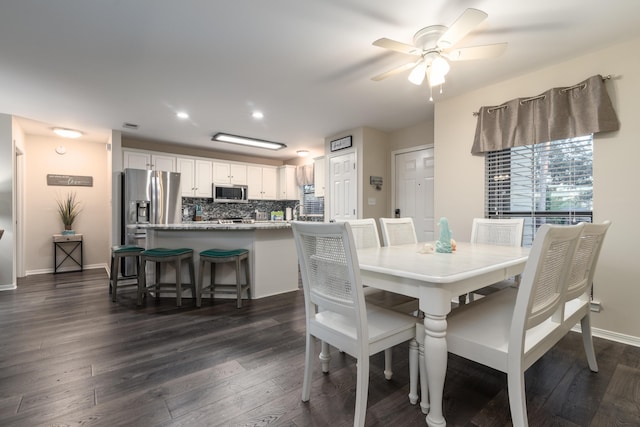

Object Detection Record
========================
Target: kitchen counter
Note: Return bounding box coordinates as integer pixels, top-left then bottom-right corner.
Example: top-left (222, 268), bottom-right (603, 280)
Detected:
top-left (140, 222), bottom-right (299, 301)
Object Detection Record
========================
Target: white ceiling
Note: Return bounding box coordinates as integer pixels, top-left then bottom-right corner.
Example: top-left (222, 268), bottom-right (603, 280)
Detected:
top-left (1, 1), bottom-right (639, 161)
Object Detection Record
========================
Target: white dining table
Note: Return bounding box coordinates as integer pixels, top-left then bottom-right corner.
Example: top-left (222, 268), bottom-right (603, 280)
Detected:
top-left (357, 242), bottom-right (530, 427)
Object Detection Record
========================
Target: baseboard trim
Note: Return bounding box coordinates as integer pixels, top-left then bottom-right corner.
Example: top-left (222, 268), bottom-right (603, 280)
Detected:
top-left (572, 324), bottom-right (640, 348)
top-left (25, 264), bottom-right (108, 276)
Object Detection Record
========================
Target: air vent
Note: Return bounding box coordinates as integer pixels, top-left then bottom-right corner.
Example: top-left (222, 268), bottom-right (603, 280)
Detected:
top-left (122, 122), bottom-right (139, 130)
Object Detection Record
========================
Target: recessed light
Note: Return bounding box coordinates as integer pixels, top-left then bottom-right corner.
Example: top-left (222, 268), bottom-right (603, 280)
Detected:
top-left (176, 111), bottom-right (189, 119)
top-left (212, 133), bottom-right (286, 150)
top-left (52, 128), bottom-right (82, 138)
top-left (297, 150), bottom-right (310, 157)
top-left (252, 111), bottom-right (264, 119)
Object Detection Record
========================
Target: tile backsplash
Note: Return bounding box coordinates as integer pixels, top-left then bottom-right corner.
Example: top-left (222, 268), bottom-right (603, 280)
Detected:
top-left (181, 198), bottom-right (303, 222)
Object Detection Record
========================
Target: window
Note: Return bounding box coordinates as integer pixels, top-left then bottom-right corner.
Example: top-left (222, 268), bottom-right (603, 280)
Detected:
top-left (301, 184), bottom-right (324, 218)
top-left (485, 135), bottom-right (593, 246)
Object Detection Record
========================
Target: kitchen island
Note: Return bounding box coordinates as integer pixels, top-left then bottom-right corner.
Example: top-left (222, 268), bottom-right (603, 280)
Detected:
top-left (135, 221), bottom-right (298, 301)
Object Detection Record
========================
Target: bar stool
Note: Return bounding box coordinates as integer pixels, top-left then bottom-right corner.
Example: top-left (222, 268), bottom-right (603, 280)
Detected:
top-left (109, 245), bottom-right (144, 302)
top-left (197, 248), bottom-right (251, 309)
top-left (137, 247), bottom-right (196, 307)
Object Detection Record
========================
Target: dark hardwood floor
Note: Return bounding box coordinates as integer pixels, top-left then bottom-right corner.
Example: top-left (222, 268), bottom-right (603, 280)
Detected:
top-left (0, 269), bottom-right (638, 426)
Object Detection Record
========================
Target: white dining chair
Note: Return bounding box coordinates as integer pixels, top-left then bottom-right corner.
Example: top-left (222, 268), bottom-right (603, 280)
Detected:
top-left (379, 217), bottom-right (418, 246)
top-left (464, 218), bottom-right (525, 303)
top-left (444, 223), bottom-right (585, 427)
top-left (292, 221), bottom-right (418, 427)
top-left (343, 218), bottom-right (420, 398)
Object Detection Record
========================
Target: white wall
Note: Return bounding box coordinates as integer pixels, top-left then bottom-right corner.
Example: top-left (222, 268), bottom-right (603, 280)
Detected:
top-left (434, 36), bottom-right (640, 341)
top-left (24, 134), bottom-right (111, 273)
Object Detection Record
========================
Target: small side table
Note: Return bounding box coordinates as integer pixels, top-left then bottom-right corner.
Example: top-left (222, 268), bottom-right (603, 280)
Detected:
top-left (53, 234), bottom-right (83, 273)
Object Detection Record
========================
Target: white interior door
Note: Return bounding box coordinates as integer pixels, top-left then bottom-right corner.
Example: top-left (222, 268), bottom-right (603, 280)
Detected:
top-left (329, 152), bottom-right (356, 221)
top-left (394, 148), bottom-right (434, 242)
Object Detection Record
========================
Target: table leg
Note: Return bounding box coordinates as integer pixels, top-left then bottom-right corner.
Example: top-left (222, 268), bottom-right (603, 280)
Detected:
top-left (424, 314), bottom-right (447, 427)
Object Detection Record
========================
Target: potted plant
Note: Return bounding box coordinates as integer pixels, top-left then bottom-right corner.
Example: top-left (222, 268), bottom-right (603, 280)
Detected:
top-left (56, 192), bottom-right (82, 235)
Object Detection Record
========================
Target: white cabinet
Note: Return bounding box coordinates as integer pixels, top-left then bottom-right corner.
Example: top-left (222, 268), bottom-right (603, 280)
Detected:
top-left (177, 157), bottom-right (213, 198)
top-left (123, 150), bottom-right (176, 172)
top-left (313, 156), bottom-right (325, 197)
top-left (278, 165), bottom-right (299, 200)
top-left (247, 165), bottom-right (277, 200)
top-left (213, 162), bottom-right (247, 185)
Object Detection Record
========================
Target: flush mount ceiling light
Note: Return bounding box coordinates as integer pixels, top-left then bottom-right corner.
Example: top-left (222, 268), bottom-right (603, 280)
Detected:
top-left (212, 133), bottom-right (286, 150)
top-left (176, 111), bottom-right (189, 119)
top-left (52, 127), bottom-right (83, 138)
top-left (296, 150), bottom-right (310, 157)
top-left (252, 111), bottom-right (264, 119)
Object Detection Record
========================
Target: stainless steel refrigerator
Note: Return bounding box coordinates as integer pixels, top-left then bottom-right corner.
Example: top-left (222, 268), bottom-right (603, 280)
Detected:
top-left (121, 168), bottom-right (181, 276)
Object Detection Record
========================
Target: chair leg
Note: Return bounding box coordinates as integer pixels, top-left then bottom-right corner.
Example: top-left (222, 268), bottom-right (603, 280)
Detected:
top-left (384, 348), bottom-right (393, 380)
top-left (175, 259), bottom-right (182, 307)
top-left (188, 257), bottom-right (196, 302)
top-left (353, 353), bottom-right (369, 427)
top-left (155, 262), bottom-right (161, 302)
top-left (301, 333), bottom-right (314, 402)
top-left (581, 313), bottom-right (599, 372)
top-left (235, 256), bottom-right (242, 308)
top-left (320, 340), bottom-right (331, 373)
top-left (109, 254), bottom-right (116, 296)
top-left (408, 338), bottom-right (419, 404)
top-left (507, 370), bottom-right (529, 427)
top-left (196, 259), bottom-right (205, 307)
top-left (210, 263), bottom-right (216, 303)
top-left (111, 257), bottom-right (119, 302)
top-left (244, 257), bottom-right (251, 300)
top-left (137, 258), bottom-right (146, 306)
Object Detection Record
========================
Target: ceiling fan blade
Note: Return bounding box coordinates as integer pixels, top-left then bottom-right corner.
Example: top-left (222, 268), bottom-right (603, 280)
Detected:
top-left (444, 43), bottom-right (507, 61)
top-left (373, 38), bottom-right (422, 55)
top-left (437, 8), bottom-right (488, 49)
top-left (371, 61), bottom-right (419, 81)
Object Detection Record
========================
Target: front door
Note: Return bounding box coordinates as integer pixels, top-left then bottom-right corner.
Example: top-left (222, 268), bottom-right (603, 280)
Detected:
top-left (394, 147), bottom-right (434, 241)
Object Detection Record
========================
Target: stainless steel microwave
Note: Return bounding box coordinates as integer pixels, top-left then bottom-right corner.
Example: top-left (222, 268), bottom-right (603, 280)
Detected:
top-left (213, 183), bottom-right (249, 203)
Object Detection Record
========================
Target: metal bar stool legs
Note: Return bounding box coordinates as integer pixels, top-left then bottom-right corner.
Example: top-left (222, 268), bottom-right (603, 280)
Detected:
top-left (110, 245), bottom-right (144, 302)
top-left (197, 249), bottom-right (251, 309)
top-left (137, 248), bottom-right (196, 307)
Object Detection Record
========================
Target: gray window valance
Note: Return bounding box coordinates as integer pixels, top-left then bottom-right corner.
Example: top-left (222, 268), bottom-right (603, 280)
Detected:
top-left (296, 164), bottom-right (314, 186)
top-left (471, 74), bottom-right (619, 154)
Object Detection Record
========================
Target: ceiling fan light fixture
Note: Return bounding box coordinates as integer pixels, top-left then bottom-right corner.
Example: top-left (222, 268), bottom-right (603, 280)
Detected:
top-left (408, 61), bottom-right (427, 85)
top-left (212, 133), bottom-right (287, 150)
top-left (427, 55), bottom-right (450, 87)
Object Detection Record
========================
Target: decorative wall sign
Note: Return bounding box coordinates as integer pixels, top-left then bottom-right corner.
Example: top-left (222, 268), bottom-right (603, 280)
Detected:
top-left (330, 135), bottom-right (352, 152)
top-left (47, 174), bottom-right (93, 187)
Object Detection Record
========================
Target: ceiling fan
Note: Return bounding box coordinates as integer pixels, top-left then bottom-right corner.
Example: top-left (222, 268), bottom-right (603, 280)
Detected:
top-left (371, 8), bottom-right (507, 91)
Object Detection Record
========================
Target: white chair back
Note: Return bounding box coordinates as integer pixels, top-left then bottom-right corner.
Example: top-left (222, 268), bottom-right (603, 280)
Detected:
top-left (471, 218), bottom-right (524, 247)
top-left (343, 218), bottom-right (381, 249)
top-left (565, 221), bottom-right (611, 302)
top-left (292, 221), bottom-right (366, 328)
top-left (379, 217), bottom-right (418, 246)
top-left (512, 223), bottom-right (584, 335)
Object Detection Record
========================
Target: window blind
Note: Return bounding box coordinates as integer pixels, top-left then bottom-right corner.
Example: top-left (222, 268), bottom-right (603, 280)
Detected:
top-left (485, 135), bottom-right (593, 246)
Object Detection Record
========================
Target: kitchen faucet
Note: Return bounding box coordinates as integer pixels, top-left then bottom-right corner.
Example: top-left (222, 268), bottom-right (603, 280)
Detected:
top-left (293, 203), bottom-right (302, 220)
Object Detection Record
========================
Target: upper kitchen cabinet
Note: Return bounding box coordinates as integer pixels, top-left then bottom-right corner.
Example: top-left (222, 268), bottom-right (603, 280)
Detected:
top-left (247, 165), bottom-right (277, 200)
top-left (213, 162), bottom-right (247, 185)
top-left (123, 150), bottom-right (176, 172)
top-left (313, 156), bottom-right (326, 197)
top-left (177, 157), bottom-right (213, 198)
top-left (278, 165), bottom-right (299, 200)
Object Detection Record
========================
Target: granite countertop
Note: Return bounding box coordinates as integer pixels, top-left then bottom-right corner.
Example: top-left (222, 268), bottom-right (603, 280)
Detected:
top-left (131, 221), bottom-right (293, 231)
